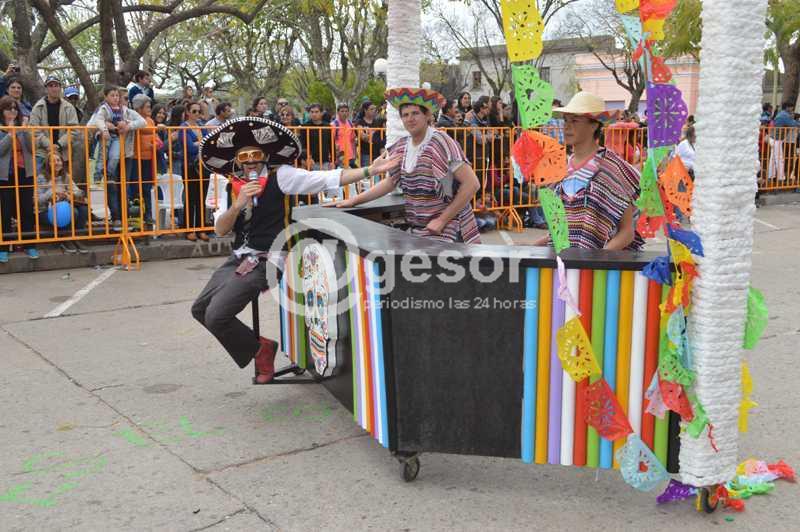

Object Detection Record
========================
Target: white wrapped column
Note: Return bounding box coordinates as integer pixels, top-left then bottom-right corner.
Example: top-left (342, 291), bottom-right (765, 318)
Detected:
top-left (386, 0), bottom-right (421, 146)
top-left (680, 0), bottom-right (768, 487)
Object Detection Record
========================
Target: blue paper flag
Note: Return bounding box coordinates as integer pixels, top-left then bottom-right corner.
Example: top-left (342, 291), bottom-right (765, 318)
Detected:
top-left (642, 256), bottom-right (672, 286)
top-left (667, 225), bottom-right (704, 256)
top-left (616, 434), bottom-right (670, 492)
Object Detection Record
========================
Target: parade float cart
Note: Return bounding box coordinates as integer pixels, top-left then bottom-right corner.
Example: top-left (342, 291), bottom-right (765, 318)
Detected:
top-left (258, 197), bottom-right (707, 498)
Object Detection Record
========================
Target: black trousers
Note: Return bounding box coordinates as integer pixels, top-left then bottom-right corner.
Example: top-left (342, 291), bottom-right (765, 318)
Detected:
top-left (191, 255), bottom-right (280, 368)
top-left (185, 162), bottom-right (209, 231)
top-left (0, 174), bottom-right (34, 251)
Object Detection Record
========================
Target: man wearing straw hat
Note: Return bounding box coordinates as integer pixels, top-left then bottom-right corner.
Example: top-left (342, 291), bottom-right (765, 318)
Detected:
top-left (193, 116), bottom-right (400, 384)
top-left (331, 87), bottom-right (482, 244)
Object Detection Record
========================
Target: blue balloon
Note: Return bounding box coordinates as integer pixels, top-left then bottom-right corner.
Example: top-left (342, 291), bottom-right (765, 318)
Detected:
top-left (47, 201), bottom-right (73, 228)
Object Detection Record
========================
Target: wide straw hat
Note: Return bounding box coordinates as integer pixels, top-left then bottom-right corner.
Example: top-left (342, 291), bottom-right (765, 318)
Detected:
top-left (553, 91), bottom-right (620, 124)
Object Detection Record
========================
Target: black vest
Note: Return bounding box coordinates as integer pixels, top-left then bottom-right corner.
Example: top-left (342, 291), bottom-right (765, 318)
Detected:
top-left (232, 169), bottom-right (290, 252)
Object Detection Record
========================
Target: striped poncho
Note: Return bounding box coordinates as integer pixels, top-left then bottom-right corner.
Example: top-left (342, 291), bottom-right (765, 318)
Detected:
top-left (387, 128), bottom-right (480, 244)
top-left (553, 148), bottom-right (644, 251)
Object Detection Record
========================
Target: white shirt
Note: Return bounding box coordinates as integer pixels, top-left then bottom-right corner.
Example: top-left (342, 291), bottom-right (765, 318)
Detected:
top-left (676, 139), bottom-right (695, 172)
top-left (275, 164), bottom-right (342, 195)
top-left (403, 126), bottom-right (434, 173)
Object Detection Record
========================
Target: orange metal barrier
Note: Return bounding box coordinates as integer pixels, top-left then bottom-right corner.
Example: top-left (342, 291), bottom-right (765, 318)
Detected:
top-left (758, 127), bottom-right (800, 191)
top-left (2, 124), bottom-right (796, 269)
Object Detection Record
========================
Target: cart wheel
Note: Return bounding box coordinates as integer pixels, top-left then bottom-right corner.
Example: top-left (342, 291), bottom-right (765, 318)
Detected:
top-left (700, 487), bottom-right (719, 514)
top-left (401, 456), bottom-right (420, 482)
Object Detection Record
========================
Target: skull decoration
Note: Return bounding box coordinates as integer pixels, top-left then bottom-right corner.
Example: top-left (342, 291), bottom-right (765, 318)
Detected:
top-left (302, 243), bottom-right (339, 377)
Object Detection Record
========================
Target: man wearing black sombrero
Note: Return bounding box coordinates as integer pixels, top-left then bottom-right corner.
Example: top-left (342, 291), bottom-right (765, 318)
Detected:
top-left (192, 117), bottom-right (400, 384)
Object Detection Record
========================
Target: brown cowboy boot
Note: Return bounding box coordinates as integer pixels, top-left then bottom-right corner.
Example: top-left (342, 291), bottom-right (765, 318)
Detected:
top-left (253, 337), bottom-right (278, 384)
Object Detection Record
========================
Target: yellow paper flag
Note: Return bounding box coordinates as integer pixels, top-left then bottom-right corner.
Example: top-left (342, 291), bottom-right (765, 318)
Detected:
top-left (615, 0), bottom-right (640, 14)
top-left (500, 0), bottom-right (544, 62)
top-left (556, 317), bottom-right (602, 382)
top-left (739, 361), bottom-right (758, 432)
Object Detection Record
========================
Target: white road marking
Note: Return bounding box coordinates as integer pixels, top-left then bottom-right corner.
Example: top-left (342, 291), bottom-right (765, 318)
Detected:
top-left (498, 230), bottom-right (515, 246)
top-left (754, 218), bottom-right (780, 230)
top-left (44, 267), bottom-right (118, 318)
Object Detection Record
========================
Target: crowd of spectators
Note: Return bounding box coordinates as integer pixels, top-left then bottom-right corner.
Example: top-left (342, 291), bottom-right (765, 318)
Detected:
top-left (4, 62), bottom-right (784, 257)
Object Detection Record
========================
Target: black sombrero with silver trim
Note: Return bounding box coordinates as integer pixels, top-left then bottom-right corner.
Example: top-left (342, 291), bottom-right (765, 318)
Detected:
top-left (199, 116), bottom-right (302, 174)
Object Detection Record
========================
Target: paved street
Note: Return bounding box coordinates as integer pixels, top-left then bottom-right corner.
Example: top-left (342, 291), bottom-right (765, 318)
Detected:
top-left (1, 204), bottom-right (798, 531)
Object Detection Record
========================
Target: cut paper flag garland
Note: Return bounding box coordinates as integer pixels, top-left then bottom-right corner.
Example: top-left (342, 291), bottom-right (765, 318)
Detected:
top-left (666, 225), bottom-right (703, 256)
top-left (644, 373), bottom-right (668, 418)
top-left (511, 130), bottom-right (544, 177)
top-left (641, 17), bottom-right (666, 40)
top-left (620, 14), bottom-right (642, 47)
top-left (739, 362), bottom-right (757, 433)
top-left (584, 379), bottom-right (634, 440)
top-left (556, 256), bottom-right (581, 316)
top-left (646, 83), bottom-right (689, 147)
top-left (538, 188), bottom-right (571, 253)
top-left (511, 130), bottom-right (568, 186)
top-left (656, 479), bottom-right (697, 503)
top-left (639, 0), bottom-right (678, 20)
top-left (743, 286), bottom-right (768, 349)
top-left (642, 256), bottom-right (672, 286)
top-left (512, 65), bottom-right (555, 129)
top-left (616, 434), bottom-right (670, 491)
top-left (500, 0), bottom-right (544, 62)
top-left (616, 0), bottom-right (639, 14)
top-left (556, 317), bottom-right (601, 381)
top-left (660, 156), bottom-right (694, 216)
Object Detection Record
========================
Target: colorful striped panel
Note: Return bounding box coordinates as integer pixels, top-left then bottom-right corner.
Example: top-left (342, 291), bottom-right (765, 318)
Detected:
top-left (347, 251), bottom-right (389, 448)
top-left (521, 268), bottom-right (540, 463)
top-left (519, 267), bottom-right (675, 470)
top-left (279, 250), bottom-right (306, 367)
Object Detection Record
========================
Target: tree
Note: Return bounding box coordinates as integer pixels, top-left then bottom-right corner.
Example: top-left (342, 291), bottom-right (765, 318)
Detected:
top-left (430, 0), bottom-right (580, 98)
top-left (293, 0), bottom-right (388, 107)
top-left (662, 0), bottom-right (702, 60)
top-left (558, 0), bottom-right (645, 112)
top-left (3, 0), bottom-right (270, 110)
top-left (767, 0), bottom-right (800, 107)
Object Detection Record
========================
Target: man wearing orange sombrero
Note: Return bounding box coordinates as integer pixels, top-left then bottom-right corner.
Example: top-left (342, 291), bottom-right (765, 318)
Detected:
top-left (332, 88), bottom-right (482, 244)
top-left (193, 117), bottom-right (400, 384)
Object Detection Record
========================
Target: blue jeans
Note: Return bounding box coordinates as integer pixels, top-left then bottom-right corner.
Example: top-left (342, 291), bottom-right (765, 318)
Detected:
top-left (95, 137), bottom-right (122, 221)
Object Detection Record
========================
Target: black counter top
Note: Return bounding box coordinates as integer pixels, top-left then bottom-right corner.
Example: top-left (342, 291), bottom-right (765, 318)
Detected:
top-left (292, 196), bottom-right (659, 270)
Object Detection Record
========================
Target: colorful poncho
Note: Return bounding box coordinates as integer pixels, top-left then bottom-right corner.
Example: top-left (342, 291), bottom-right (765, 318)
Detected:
top-left (387, 129), bottom-right (480, 244)
top-left (553, 148), bottom-right (644, 251)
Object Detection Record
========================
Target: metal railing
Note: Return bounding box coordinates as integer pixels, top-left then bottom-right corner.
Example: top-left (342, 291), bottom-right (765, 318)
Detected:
top-left (1, 124), bottom-right (796, 269)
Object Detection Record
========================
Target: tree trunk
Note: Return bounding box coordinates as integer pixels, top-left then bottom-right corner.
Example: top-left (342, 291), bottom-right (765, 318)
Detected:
top-left (98, 0), bottom-right (118, 85)
top-left (679, 0), bottom-right (768, 487)
top-left (780, 43), bottom-right (800, 108)
top-left (628, 84), bottom-right (644, 113)
top-left (386, 0), bottom-right (421, 146)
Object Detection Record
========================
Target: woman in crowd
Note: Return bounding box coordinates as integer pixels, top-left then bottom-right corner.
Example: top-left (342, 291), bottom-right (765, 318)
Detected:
top-left (167, 104), bottom-right (185, 178)
top-left (279, 105), bottom-right (301, 128)
top-left (4, 77), bottom-right (32, 123)
top-left (457, 91), bottom-right (472, 116)
top-left (37, 152), bottom-right (88, 253)
top-left (152, 103), bottom-right (169, 175)
top-left (354, 100), bottom-right (385, 167)
top-left (179, 101), bottom-right (209, 241)
top-left (0, 96), bottom-right (37, 262)
top-left (252, 97), bottom-right (272, 120)
top-left (90, 85), bottom-right (146, 230)
top-left (129, 94), bottom-right (158, 226)
top-left (533, 92), bottom-right (644, 251)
